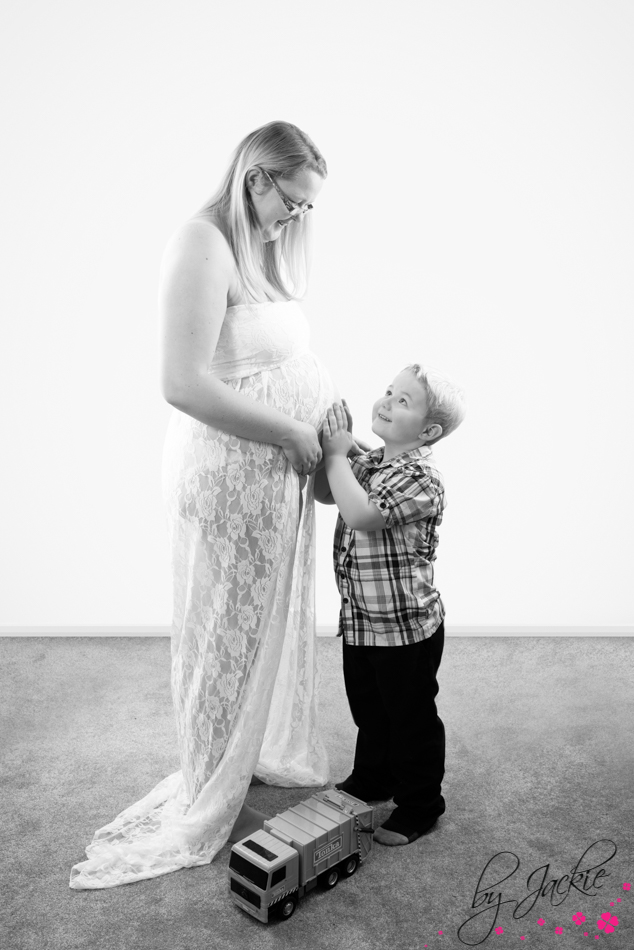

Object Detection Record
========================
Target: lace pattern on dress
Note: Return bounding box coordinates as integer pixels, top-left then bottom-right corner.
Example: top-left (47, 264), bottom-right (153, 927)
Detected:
top-left (69, 301), bottom-right (338, 889)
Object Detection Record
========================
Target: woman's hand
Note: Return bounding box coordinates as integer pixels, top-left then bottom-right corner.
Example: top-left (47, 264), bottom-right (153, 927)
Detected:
top-left (280, 420), bottom-right (323, 476)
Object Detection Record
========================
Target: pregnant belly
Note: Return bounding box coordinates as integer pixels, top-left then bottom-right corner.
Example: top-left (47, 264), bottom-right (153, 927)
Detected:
top-left (225, 352), bottom-right (337, 429)
top-left (163, 353), bottom-right (338, 524)
top-left (162, 352), bottom-right (337, 503)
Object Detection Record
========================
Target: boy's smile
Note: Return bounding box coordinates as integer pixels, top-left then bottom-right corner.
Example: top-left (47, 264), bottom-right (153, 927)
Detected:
top-left (371, 370), bottom-right (431, 458)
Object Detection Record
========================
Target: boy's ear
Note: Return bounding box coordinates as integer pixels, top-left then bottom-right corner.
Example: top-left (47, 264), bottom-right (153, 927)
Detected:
top-left (419, 423), bottom-right (442, 443)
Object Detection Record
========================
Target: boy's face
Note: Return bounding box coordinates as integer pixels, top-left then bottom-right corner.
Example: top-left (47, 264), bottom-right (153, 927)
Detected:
top-left (371, 371), bottom-right (430, 447)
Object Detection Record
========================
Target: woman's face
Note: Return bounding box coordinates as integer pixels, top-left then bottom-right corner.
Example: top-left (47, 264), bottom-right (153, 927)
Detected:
top-left (247, 166), bottom-right (325, 242)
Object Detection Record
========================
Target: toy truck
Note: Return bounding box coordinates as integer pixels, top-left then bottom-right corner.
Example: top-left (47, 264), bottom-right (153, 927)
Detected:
top-left (228, 788), bottom-right (374, 922)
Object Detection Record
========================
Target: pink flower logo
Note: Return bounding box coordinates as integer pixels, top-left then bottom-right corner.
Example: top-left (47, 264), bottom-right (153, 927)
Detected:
top-left (537, 918), bottom-right (545, 926)
top-left (555, 926), bottom-right (563, 934)
top-left (597, 912), bottom-right (619, 934)
top-left (494, 927), bottom-right (504, 935)
top-left (573, 913), bottom-right (586, 925)
top-left (623, 882), bottom-right (631, 891)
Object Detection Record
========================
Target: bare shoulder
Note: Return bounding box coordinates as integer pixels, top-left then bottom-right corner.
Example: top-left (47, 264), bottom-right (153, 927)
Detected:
top-left (159, 216), bottom-right (240, 311)
top-left (162, 217), bottom-right (234, 272)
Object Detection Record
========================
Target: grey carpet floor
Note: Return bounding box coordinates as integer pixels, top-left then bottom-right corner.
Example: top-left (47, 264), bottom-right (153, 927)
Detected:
top-left (1, 637), bottom-right (633, 950)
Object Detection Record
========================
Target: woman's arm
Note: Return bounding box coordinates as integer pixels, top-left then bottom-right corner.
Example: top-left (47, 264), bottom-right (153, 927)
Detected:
top-left (159, 220), bottom-right (321, 471)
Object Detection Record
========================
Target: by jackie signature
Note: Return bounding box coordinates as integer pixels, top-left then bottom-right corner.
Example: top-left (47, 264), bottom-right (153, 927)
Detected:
top-left (457, 838), bottom-right (617, 946)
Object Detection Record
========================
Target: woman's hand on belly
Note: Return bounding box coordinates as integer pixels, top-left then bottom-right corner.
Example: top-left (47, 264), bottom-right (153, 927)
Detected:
top-left (280, 420), bottom-right (322, 476)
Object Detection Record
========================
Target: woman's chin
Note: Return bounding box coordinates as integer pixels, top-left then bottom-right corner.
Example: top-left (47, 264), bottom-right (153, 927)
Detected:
top-left (261, 222), bottom-right (285, 243)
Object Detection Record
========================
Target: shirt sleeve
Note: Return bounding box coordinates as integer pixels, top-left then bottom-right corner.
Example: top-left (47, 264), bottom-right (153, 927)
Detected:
top-left (367, 465), bottom-right (445, 529)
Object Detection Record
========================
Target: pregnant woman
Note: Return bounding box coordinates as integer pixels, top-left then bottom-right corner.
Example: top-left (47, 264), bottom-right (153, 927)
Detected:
top-left (70, 121), bottom-right (338, 888)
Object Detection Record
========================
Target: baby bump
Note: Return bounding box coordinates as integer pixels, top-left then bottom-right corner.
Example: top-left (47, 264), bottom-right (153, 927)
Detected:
top-left (229, 353), bottom-right (337, 430)
top-left (162, 353), bottom-right (336, 522)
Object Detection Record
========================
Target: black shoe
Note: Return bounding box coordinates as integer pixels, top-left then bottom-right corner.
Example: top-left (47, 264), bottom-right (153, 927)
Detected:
top-left (334, 775), bottom-right (394, 803)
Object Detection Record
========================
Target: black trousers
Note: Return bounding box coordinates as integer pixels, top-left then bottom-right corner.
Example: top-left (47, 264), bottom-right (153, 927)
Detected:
top-left (342, 621), bottom-right (446, 828)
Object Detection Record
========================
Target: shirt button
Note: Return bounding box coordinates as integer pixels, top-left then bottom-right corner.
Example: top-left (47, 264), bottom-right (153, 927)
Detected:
top-left (341, 546), bottom-right (347, 552)
top-left (343, 598), bottom-right (349, 604)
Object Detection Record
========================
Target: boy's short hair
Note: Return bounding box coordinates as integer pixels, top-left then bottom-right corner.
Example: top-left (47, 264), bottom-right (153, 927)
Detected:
top-left (404, 363), bottom-right (467, 445)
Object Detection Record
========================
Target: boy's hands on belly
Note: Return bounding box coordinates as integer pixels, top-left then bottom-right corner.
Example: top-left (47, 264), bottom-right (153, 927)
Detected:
top-left (318, 401), bottom-right (371, 465)
top-left (342, 399), bottom-right (374, 455)
top-left (322, 404), bottom-right (355, 457)
top-left (322, 404), bottom-right (386, 532)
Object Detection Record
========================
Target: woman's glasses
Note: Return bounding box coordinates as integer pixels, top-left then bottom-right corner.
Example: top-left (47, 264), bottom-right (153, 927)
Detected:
top-left (261, 168), bottom-right (313, 217)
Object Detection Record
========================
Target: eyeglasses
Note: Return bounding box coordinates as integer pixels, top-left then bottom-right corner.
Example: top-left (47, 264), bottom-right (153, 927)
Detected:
top-left (261, 168), bottom-right (313, 217)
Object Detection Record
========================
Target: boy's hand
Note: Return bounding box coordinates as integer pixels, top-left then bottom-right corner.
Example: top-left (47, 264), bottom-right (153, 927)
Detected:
top-left (342, 398), bottom-right (374, 456)
top-left (322, 403), bottom-right (355, 457)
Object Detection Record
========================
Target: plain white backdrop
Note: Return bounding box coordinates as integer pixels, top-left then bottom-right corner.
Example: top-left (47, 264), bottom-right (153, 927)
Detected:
top-left (1, 0), bottom-right (632, 630)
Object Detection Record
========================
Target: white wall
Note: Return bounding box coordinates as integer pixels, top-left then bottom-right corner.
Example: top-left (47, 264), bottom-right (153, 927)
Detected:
top-left (1, 1), bottom-right (632, 629)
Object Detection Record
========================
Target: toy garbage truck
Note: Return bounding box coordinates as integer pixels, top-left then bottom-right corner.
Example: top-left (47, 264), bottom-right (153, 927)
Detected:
top-left (228, 788), bottom-right (375, 922)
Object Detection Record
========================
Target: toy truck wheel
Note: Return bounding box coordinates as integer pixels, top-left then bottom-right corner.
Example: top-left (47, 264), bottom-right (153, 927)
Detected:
top-left (318, 867), bottom-right (340, 890)
top-left (276, 894), bottom-right (298, 920)
top-left (341, 854), bottom-right (359, 877)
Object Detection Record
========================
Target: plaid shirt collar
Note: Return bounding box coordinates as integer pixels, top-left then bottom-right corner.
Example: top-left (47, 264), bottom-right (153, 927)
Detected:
top-left (356, 444), bottom-right (433, 470)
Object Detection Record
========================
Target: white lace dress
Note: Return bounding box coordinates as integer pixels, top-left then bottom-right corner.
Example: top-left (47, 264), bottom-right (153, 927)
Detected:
top-left (69, 300), bottom-right (338, 889)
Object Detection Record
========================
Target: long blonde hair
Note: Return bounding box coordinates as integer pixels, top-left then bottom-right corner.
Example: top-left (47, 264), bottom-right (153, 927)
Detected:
top-left (198, 121), bottom-right (327, 302)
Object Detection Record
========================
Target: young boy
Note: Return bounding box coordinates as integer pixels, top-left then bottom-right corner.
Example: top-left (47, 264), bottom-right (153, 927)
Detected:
top-left (314, 363), bottom-right (466, 846)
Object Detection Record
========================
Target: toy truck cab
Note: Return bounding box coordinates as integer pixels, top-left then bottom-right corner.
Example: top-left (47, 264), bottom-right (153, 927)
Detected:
top-left (229, 789), bottom-right (374, 923)
top-left (229, 830), bottom-right (300, 923)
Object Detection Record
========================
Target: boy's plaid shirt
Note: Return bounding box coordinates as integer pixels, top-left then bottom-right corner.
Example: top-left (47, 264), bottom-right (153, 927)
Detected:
top-left (334, 445), bottom-right (446, 647)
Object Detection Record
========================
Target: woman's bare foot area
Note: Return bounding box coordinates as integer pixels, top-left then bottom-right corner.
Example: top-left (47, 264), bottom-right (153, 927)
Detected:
top-left (228, 803), bottom-right (270, 843)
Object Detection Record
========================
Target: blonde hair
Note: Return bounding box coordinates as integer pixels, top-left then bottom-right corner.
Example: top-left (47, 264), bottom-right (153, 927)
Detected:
top-left (404, 364), bottom-right (467, 445)
top-left (198, 121), bottom-right (327, 302)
